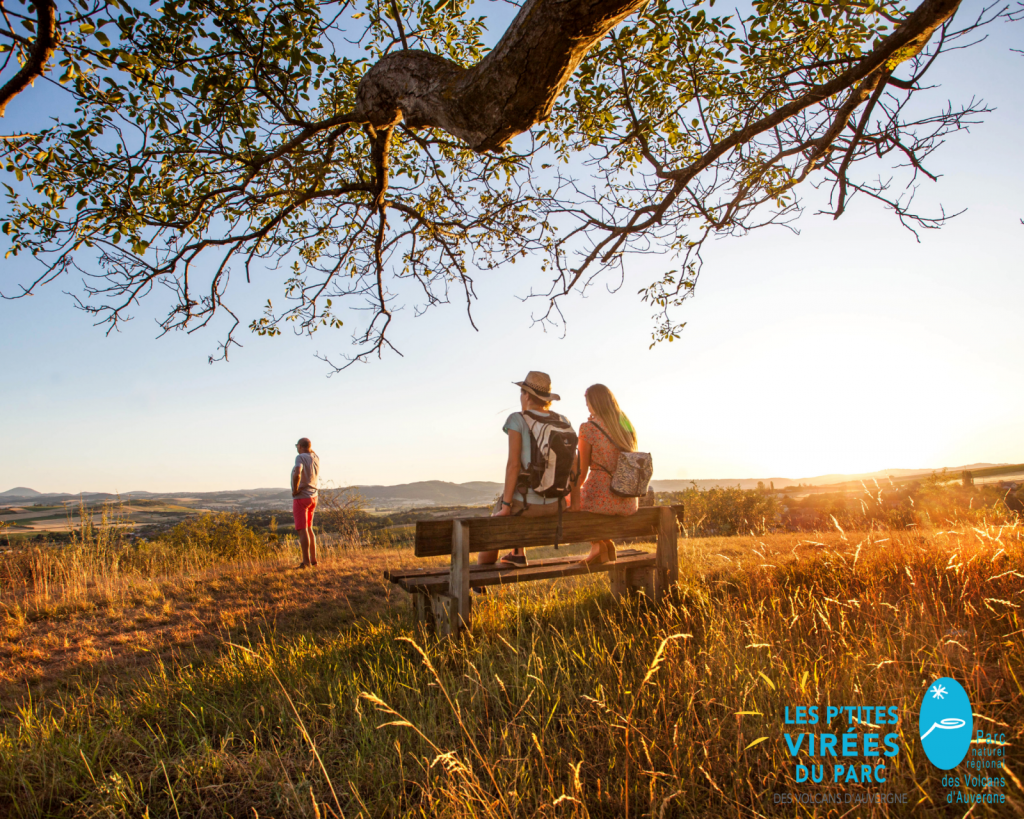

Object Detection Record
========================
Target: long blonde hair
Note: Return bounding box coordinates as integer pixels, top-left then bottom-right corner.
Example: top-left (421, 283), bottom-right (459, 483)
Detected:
top-left (585, 384), bottom-right (637, 452)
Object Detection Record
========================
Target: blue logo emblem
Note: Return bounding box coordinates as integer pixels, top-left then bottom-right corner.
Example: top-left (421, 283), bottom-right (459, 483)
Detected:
top-left (919, 676), bottom-right (972, 769)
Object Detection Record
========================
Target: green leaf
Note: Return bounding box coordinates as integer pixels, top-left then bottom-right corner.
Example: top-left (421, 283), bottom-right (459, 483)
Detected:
top-left (95, 32), bottom-right (111, 48)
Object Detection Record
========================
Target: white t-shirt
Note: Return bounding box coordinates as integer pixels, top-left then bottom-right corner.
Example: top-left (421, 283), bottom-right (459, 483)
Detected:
top-left (292, 452), bottom-right (320, 498)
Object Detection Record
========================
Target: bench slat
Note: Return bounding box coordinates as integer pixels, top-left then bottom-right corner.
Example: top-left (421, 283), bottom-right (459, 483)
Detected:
top-left (413, 505), bottom-right (681, 557)
top-left (384, 548), bottom-right (651, 583)
top-left (399, 552), bottom-right (657, 593)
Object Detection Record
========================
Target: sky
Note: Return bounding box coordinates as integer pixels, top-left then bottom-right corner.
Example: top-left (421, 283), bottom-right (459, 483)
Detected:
top-left (1, 3), bottom-right (1022, 494)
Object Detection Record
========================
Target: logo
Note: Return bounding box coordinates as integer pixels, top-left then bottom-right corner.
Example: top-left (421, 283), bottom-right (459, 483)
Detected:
top-left (919, 677), bottom-right (972, 769)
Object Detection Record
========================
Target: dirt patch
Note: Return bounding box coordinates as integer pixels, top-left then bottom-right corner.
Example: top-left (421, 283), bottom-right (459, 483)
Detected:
top-left (0, 548), bottom-right (414, 712)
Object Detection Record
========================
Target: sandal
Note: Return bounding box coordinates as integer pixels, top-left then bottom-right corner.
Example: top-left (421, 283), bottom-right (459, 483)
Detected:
top-left (579, 542), bottom-right (615, 566)
top-left (498, 553), bottom-right (527, 567)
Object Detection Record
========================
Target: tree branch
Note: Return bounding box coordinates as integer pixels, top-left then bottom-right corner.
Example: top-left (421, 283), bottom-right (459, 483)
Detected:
top-left (0, 0), bottom-right (57, 117)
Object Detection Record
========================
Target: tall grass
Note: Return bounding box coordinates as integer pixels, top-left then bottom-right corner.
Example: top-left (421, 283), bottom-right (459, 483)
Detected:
top-left (1, 520), bottom-right (1021, 817)
top-left (0, 506), bottom-right (403, 618)
top-left (0, 505), bottom-right (279, 605)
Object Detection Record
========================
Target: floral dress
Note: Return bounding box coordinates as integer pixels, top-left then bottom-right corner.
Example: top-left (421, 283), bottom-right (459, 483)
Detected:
top-left (579, 420), bottom-right (639, 516)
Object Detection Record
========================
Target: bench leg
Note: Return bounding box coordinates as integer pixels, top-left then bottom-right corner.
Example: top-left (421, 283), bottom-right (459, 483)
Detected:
top-left (412, 591), bottom-right (434, 634)
top-left (612, 566), bottom-right (657, 600)
top-left (432, 594), bottom-right (459, 638)
top-left (631, 566), bottom-right (657, 599)
top-left (410, 591), bottom-right (459, 637)
top-left (610, 566), bottom-right (629, 600)
top-left (656, 506), bottom-right (679, 600)
top-left (448, 520), bottom-right (471, 637)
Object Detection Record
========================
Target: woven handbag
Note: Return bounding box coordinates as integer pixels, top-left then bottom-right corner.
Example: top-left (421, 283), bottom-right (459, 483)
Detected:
top-left (590, 422), bottom-right (654, 498)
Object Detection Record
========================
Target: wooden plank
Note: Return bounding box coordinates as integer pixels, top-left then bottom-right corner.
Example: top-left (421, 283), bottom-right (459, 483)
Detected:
top-left (656, 505), bottom-right (679, 595)
top-left (412, 592), bottom-right (432, 632)
top-left (402, 552), bottom-right (657, 593)
top-left (414, 506), bottom-right (682, 557)
top-left (630, 566), bottom-right (657, 599)
top-left (432, 594), bottom-right (455, 638)
top-left (384, 549), bottom-right (651, 584)
top-left (414, 519), bottom-right (456, 551)
top-left (610, 566), bottom-right (628, 600)
top-left (450, 520), bottom-right (471, 633)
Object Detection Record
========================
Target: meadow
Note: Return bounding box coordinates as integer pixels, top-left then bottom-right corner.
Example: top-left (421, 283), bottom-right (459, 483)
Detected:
top-left (0, 507), bottom-right (1022, 818)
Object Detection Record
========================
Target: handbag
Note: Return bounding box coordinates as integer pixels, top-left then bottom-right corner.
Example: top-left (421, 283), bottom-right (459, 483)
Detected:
top-left (589, 421), bottom-right (654, 498)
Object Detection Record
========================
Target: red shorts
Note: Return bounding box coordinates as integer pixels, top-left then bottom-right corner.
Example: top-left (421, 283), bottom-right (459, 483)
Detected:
top-left (292, 497), bottom-right (317, 531)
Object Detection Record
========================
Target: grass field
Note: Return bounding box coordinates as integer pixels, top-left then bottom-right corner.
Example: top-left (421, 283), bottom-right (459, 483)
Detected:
top-left (1, 519), bottom-right (1022, 817)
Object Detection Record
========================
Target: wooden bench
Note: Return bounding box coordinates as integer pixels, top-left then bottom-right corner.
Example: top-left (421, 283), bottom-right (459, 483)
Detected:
top-left (384, 505), bottom-right (682, 637)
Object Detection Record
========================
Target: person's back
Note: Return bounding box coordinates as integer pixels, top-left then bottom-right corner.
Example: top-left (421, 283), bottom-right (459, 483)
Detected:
top-left (478, 371), bottom-right (572, 570)
top-left (293, 451), bottom-right (320, 498)
top-left (573, 384), bottom-right (639, 565)
top-left (291, 438), bottom-right (320, 568)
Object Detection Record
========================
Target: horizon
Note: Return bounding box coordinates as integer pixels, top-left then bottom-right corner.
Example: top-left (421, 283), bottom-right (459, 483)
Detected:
top-left (3, 459), bottom-right (1016, 498)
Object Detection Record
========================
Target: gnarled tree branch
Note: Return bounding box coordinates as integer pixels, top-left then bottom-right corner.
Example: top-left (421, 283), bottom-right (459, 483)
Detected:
top-left (0, 0), bottom-right (57, 117)
top-left (355, 0), bottom-right (650, 151)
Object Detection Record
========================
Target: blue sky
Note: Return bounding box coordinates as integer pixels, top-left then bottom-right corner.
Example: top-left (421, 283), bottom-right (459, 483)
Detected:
top-left (1, 3), bottom-right (1021, 493)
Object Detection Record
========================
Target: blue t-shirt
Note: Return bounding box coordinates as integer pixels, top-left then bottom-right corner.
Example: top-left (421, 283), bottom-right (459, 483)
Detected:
top-left (503, 411), bottom-right (570, 505)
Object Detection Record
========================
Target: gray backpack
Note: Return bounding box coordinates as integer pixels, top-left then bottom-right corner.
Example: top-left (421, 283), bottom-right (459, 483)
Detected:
top-left (590, 422), bottom-right (654, 498)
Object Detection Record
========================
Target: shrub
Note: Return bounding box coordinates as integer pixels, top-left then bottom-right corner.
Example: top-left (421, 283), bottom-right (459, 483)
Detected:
top-left (659, 485), bottom-right (781, 536)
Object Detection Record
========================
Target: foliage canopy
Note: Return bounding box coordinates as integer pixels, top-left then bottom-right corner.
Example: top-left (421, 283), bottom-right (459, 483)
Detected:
top-left (1, 0), bottom-right (1018, 366)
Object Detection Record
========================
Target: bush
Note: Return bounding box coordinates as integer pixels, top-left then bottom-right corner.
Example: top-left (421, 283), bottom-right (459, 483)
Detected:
top-left (780, 476), bottom-right (1019, 531)
top-left (659, 485), bottom-right (781, 536)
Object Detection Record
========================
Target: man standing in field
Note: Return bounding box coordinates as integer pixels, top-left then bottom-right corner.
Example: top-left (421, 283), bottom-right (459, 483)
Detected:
top-left (291, 437), bottom-right (320, 568)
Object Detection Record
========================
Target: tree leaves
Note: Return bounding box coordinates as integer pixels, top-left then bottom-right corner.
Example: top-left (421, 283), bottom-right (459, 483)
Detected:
top-left (0, 0), bottom-right (1008, 366)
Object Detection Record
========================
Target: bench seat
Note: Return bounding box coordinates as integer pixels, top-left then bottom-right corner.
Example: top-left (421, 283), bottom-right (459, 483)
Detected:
top-left (385, 548), bottom-right (655, 593)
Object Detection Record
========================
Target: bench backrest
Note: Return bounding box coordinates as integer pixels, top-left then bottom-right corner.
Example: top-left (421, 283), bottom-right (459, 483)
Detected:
top-left (414, 506), bottom-right (682, 557)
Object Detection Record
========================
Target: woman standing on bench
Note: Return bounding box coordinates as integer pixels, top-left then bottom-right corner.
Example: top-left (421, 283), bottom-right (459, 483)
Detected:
top-left (478, 371), bottom-right (572, 568)
top-left (573, 384), bottom-right (639, 564)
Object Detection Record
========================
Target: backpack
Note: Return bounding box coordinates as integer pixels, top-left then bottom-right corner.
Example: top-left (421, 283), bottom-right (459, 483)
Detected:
top-left (518, 411), bottom-right (579, 500)
top-left (590, 421), bottom-right (654, 498)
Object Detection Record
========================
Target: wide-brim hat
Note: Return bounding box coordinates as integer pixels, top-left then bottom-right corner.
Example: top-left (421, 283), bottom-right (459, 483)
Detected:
top-left (514, 371), bottom-right (560, 402)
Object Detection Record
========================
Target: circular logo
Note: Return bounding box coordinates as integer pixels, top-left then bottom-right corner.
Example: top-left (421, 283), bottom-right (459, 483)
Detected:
top-left (919, 676), bottom-right (972, 769)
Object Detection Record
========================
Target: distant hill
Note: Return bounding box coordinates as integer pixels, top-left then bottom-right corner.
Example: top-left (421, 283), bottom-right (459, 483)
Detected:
top-left (353, 481), bottom-right (502, 506)
top-left (792, 465), bottom-right (1004, 487)
top-left (4, 462), bottom-right (1014, 506)
top-left (1, 487), bottom-right (40, 496)
top-left (651, 478), bottom-right (794, 492)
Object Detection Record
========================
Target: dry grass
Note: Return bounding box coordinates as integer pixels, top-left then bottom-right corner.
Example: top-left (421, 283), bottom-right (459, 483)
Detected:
top-left (1, 523), bottom-right (1022, 818)
top-left (0, 542), bottom-right (410, 712)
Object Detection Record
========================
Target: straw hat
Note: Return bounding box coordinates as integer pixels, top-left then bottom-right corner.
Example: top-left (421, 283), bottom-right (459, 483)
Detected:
top-left (514, 371), bottom-right (560, 402)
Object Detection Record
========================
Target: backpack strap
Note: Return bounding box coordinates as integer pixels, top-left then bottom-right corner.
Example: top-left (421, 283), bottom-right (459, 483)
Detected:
top-left (512, 411), bottom-right (533, 514)
top-left (587, 420), bottom-right (620, 476)
top-left (589, 420), bottom-right (622, 451)
top-left (554, 496), bottom-right (563, 550)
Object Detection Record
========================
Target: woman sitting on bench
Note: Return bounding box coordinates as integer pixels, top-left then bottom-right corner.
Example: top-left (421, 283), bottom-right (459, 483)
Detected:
top-left (572, 383), bottom-right (639, 565)
top-left (478, 371), bottom-right (572, 568)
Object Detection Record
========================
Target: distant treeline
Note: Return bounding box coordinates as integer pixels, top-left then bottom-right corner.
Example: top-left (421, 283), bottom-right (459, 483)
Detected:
top-left (659, 475), bottom-right (1022, 536)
